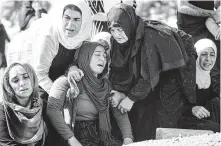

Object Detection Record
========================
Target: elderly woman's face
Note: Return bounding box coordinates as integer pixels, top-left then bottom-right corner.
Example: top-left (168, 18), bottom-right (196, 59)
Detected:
top-left (90, 46), bottom-right (107, 76)
top-left (9, 65), bottom-right (33, 99)
top-left (199, 47), bottom-right (216, 71)
top-left (62, 9), bottom-right (82, 37)
top-left (110, 26), bottom-right (128, 44)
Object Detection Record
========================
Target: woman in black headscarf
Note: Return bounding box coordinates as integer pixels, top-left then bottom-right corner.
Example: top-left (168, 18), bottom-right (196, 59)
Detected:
top-left (106, 3), bottom-right (197, 141)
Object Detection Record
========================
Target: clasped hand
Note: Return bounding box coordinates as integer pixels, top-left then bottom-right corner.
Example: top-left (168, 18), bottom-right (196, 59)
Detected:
top-left (109, 90), bottom-right (134, 113)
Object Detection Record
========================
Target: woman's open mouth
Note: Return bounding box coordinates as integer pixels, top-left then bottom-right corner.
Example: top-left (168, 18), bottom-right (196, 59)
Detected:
top-left (20, 88), bottom-right (28, 92)
top-left (66, 29), bottom-right (75, 33)
top-left (97, 63), bottom-right (104, 68)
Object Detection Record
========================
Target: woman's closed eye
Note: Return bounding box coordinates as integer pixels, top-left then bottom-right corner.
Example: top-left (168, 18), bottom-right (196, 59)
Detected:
top-left (95, 53), bottom-right (107, 58)
top-left (23, 74), bottom-right (30, 79)
top-left (210, 53), bottom-right (215, 57)
top-left (118, 28), bottom-right (124, 32)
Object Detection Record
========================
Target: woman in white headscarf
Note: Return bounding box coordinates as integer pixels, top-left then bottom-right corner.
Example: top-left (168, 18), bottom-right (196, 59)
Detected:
top-left (33, 0), bottom-right (92, 100)
top-left (182, 38), bottom-right (220, 132)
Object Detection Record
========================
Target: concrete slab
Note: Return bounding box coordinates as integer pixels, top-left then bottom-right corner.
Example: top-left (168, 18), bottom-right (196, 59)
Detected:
top-left (156, 128), bottom-right (214, 139)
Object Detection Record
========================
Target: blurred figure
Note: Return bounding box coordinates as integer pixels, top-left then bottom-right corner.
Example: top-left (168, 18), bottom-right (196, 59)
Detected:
top-left (0, 0), bottom-right (20, 40)
top-left (18, 1), bottom-right (36, 31)
top-left (5, 1), bottom-right (50, 66)
top-left (205, 0), bottom-right (220, 40)
top-left (32, 0), bottom-right (48, 19)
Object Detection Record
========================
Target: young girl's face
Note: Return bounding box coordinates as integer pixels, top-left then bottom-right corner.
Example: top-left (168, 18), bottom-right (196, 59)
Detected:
top-left (9, 65), bottom-right (33, 99)
top-left (90, 46), bottom-right (107, 76)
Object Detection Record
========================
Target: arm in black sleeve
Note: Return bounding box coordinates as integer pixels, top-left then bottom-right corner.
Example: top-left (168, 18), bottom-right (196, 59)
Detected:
top-left (127, 77), bottom-right (152, 102)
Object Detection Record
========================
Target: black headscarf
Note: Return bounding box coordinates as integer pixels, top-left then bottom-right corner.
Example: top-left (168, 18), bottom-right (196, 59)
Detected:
top-left (107, 4), bottom-right (193, 104)
top-left (107, 4), bottom-right (144, 92)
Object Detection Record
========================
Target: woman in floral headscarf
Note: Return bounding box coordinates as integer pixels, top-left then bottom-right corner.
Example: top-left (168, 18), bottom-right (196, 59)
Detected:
top-left (0, 63), bottom-right (47, 146)
top-left (182, 38), bottom-right (220, 132)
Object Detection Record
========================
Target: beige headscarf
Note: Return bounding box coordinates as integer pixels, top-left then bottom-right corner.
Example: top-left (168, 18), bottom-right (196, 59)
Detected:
top-left (195, 38), bottom-right (217, 89)
top-left (49, 0), bottom-right (92, 49)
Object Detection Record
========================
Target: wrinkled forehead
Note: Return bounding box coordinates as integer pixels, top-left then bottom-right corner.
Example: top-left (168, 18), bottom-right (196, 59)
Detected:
top-left (200, 47), bottom-right (215, 54)
top-left (62, 4), bottom-right (82, 16)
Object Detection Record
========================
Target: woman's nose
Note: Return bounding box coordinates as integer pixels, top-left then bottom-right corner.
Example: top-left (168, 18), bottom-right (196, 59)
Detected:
top-left (20, 80), bottom-right (25, 87)
top-left (205, 55), bottom-right (211, 61)
top-left (67, 20), bottom-right (75, 27)
top-left (100, 56), bottom-right (105, 62)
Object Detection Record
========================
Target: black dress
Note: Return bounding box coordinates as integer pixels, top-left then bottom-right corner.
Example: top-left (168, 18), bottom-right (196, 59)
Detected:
top-left (181, 85), bottom-right (220, 132)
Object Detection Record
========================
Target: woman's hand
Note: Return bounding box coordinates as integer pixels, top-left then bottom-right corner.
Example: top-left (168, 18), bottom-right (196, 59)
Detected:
top-left (68, 66), bottom-right (84, 82)
top-left (68, 136), bottom-right (82, 146)
top-left (109, 90), bottom-right (126, 107)
top-left (123, 138), bottom-right (133, 145)
top-left (192, 106), bottom-right (210, 119)
top-left (118, 97), bottom-right (134, 114)
top-left (67, 76), bottom-right (79, 98)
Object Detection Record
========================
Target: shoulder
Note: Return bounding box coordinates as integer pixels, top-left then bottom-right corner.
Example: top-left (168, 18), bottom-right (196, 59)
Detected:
top-left (49, 76), bottom-right (70, 98)
top-left (53, 76), bottom-right (69, 87)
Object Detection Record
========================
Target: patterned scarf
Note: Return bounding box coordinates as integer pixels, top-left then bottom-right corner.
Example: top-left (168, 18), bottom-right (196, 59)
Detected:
top-left (2, 63), bottom-right (46, 146)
